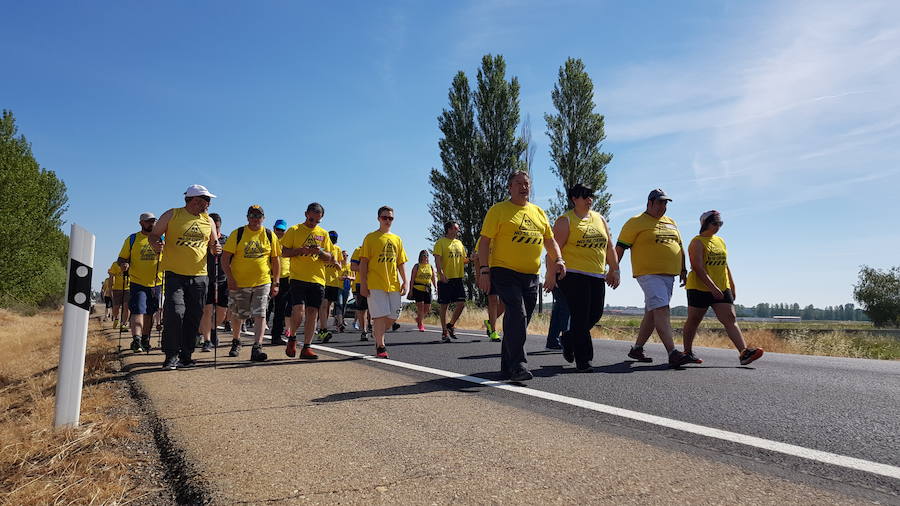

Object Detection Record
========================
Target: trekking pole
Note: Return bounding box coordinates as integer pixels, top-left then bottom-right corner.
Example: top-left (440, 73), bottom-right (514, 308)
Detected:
top-left (151, 254), bottom-right (160, 355)
top-left (213, 255), bottom-right (219, 369)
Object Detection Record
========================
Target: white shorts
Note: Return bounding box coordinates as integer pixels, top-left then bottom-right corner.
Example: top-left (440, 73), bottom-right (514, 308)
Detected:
top-left (636, 274), bottom-right (675, 311)
top-left (368, 289), bottom-right (402, 319)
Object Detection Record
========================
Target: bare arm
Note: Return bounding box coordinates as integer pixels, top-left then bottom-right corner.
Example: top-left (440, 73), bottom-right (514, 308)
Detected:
top-left (149, 209), bottom-right (173, 252)
top-left (398, 262), bottom-right (407, 296)
top-left (207, 215), bottom-right (220, 254)
top-left (602, 217), bottom-right (620, 289)
top-left (434, 253), bottom-right (446, 283)
top-left (359, 257), bottom-right (370, 297)
top-left (727, 266), bottom-right (736, 300)
top-left (552, 216), bottom-right (569, 250)
top-left (477, 236), bottom-right (491, 293)
top-left (221, 251), bottom-right (236, 290)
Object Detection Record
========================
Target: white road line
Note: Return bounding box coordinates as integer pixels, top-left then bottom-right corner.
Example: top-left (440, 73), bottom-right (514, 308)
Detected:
top-left (311, 343), bottom-right (900, 481)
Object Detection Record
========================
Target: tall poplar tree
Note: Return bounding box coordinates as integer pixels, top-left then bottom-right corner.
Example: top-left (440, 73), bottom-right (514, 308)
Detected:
top-left (545, 57), bottom-right (613, 219)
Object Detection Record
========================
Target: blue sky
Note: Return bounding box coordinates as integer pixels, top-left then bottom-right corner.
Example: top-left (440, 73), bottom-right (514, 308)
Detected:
top-left (4, 0), bottom-right (898, 308)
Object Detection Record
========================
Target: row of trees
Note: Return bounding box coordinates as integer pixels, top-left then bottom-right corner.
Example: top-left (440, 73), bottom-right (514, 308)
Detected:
top-left (428, 54), bottom-right (613, 297)
top-left (0, 110), bottom-right (69, 309)
top-left (667, 303), bottom-right (870, 321)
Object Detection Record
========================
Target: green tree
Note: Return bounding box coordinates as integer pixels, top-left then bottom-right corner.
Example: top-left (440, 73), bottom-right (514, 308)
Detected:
top-left (545, 57), bottom-right (613, 219)
top-left (428, 55), bottom-right (526, 300)
top-left (853, 265), bottom-right (900, 327)
top-left (0, 110), bottom-right (69, 308)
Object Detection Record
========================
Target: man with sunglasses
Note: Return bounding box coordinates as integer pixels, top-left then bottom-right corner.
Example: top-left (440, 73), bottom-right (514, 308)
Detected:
top-left (221, 205), bottom-right (280, 362)
top-left (150, 184), bottom-right (221, 370)
top-left (281, 202), bottom-right (335, 360)
top-left (615, 188), bottom-right (691, 368)
top-left (116, 212), bottom-right (163, 354)
top-left (359, 206), bottom-right (408, 358)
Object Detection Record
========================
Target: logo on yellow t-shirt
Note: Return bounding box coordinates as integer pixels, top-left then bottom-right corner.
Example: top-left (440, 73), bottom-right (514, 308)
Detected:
top-left (177, 223), bottom-right (206, 247)
top-left (653, 223), bottom-right (680, 245)
top-left (513, 215), bottom-right (543, 245)
top-left (139, 243), bottom-right (157, 261)
top-left (379, 242), bottom-right (397, 263)
top-left (243, 240), bottom-right (267, 259)
top-left (576, 225), bottom-right (607, 249)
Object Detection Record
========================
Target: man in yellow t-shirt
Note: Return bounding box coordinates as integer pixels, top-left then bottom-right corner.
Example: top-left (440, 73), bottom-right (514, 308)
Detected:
top-left (433, 221), bottom-right (468, 342)
top-left (318, 230), bottom-right (345, 339)
top-left (149, 184), bottom-right (221, 370)
top-left (269, 219), bottom-right (292, 345)
top-left (280, 202), bottom-right (335, 360)
top-left (117, 212), bottom-right (163, 353)
top-left (614, 188), bottom-right (690, 368)
top-left (222, 205), bottom-right (281, 362)
top-left (359, 206), bottom-right (408, 358)
top-left (477, 171), bottom-right (566, 382)
top-left (350, 245), bottom-right (370, 339)
top-left (108, 261), bottom-right (130, 331)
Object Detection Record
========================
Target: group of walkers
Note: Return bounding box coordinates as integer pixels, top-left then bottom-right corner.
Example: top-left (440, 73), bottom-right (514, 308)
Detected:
top-left (103, 174), bottom-right (762, 379)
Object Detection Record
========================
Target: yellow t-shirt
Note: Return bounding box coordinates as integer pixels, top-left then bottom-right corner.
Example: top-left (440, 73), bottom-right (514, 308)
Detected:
top-left (433, 237), bottom-right (466, 279)
top-left (282, 223), bottom-right (334, 285)
top-left (108, 262), bottom-right (130, 290)
top-left (163, 207), bottom-right (211, 276)
top-left (560, 210), bottom-right (608, 275)
top-left (351, 246), bottom-right (363, 289)
top-left (686, 235), bottom-right (730, 292)
top-left (616, 213), bottom-right (683, 277)
top-left (413, 263), bottom-right (433, 291)
top-left (117, 233), bottom-right (163, 287)
top-left (223, 227), bottom-right (281, 288)
top-left (474, 236), bottom-right (494, 269)
top-left (279, 256), bottom-right (290, 279)
top-left (341, 262), bottom-right (353, 282)
top-left (324, 248), bottom-right (345, 288)
top-left (361, 231), bottom-right (408, 292)
top-left (479, 200), bottom-right (553, 275)
top-left (101, 278), bottom-right (111, 296)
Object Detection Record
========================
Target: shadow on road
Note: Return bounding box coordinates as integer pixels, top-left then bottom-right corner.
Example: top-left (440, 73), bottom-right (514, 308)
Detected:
top-left (311, 376), bottom-right (485, 403)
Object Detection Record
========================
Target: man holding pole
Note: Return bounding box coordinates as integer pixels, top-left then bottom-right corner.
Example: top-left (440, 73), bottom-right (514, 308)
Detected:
top-left (150, 184), bottom-right (221, 370)
top-left (117, 212), bottom-right (163, 354)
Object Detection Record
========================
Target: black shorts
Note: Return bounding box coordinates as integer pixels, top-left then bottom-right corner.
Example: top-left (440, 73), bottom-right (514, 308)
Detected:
top-left (437, 278), bottom-right (466, 304)
top-left (103, 296), bottom-right (112, 308)
top-left (207, 279), bottom-right (228, 308)
top-left (687, 289), bottom-right (734, 309)
top-left (324, 285), bottom-right (340, 303)
top-left (353, 284), bottom-right (368, 310)
top-left (291, 280), bottom-right (324, 308)
top-left (411, 288), bottom-right (432, 304)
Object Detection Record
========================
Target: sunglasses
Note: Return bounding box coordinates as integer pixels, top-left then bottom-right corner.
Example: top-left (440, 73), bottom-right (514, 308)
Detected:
top-left (196, 195), bottom-right (211, 203)
top-left (379, 215), bottom-right (394, 221)
top-left (248, 213), bottom-right (264, 219)
top-left (573, 191), bottom-right (594, 199)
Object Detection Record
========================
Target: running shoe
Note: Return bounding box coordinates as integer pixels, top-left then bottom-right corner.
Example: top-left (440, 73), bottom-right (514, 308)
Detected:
top-left (141, 336), bottom-right (152, 353)
top-left (353, 321), bottom-right (360, 330)
top-left (360, 332), bottom-right (368, 342)
top-left (446, 322), bottom-right (457, 339)
top-left (322, 330), bottom-right (333, 344)
top-left (121, 324), bottom-right (130, 332)
top-left (162, 355), bottom-right (179, 370)
top-left (684, 351), bottom-right (703, 364)
top-left (113, 319), bottom-right (119, 329)
top-left (668, 349), bottom-right (691, 368)
top-left (201, 341), bottom-right (212, 353)
top-left (300, 345), bottom-right (318, 360)
top-left (375, 346), bottom-right (389, 359)
top-left (627, 346), bottom-right (653, 363)
top-left (177, 357), bottom-right (197, 369)
top-left (739, 347), bottom-right (764, 365)
top-left (489, 331), bottom-right (501, 342)
top-left (315, 329), bottom-right (327, 342)
top-left (130, 337), bottom-right (142, 353)
top-left (441, 334), bottom-right (451, 343)
top-left (484, 319), bottom-right (492, 336)
top-left (545, 343), bottom-right (562, 351)
top-left (575, 361), bottom-right (593, 373)
top-left (250, 344), bottom-right (268, 362)
top-left (509, 366), bottom-right (533, 382)
top-left (562, 346), bottom-right (574, 363)
top-left (391, 322), bottom-right (401, 332)
top-left (285, 337), bottom-right (297, 357)
top-left (228, 339), bottom-right (241, 357)
top-left (418, 322), bottom-right (425, 332)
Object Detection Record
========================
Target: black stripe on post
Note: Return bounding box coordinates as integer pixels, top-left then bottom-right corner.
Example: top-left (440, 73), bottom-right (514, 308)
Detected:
top-left (67, 259), bottom-right (93, 311)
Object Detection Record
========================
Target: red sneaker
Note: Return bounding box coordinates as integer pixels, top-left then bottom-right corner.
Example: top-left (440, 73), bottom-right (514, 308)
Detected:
top-left (300, 346), bottom-right (318, 360)
top-left (375, 346), bottom-right (389, 359)
top-left (285, 338), bottom-right (297, 358)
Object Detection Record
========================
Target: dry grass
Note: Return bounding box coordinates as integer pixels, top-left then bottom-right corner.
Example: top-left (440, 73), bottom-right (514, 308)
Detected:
top-left (0, 309), bottom-right (152, 505)
top-left (401, 306), bottom-right (900, 359)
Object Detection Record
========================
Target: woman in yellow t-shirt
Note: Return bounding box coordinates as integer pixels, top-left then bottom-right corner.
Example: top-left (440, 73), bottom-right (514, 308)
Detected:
top-left (682, 211), bottom-right (763, 366)
top-left (409, 250), bottom-right (436, 332)
top-left (552, 184), bottom-right (621, 372)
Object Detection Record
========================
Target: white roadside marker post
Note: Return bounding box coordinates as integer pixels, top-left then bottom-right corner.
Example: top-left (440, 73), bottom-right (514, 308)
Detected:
top-left (53, 224), bottom-right (96, 428)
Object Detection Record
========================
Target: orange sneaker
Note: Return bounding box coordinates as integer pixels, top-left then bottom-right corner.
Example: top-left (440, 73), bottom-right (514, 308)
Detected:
top-left (300, 345), bottom-right (318, 360)
top-left (285, 338), bottom-right (297, 358)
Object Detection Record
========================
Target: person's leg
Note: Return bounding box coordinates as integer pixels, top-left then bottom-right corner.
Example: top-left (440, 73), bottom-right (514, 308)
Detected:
top-left (251, 285), bottom-right (270, 348)
top-left (416, 301), bottom-right (425, 326)
top-left (373, 317), bottom-right (388, 348)
top-left (584, 278), bottom-right (606, 362)
top-left (162, 274), bottom-right (186, 362)
top-left (179, 276), bottom-right (207, 363)
top-left (634, 311), bottom-right (655, 347)
top-left (199, 304), bottom-right (213, 341)
top-left (492, 268), bottom-right (528, 376)
top-left (651, 305), bottom-right (676, 351)
top-left (303, 306), bottom-right (318, 345)
top-left (439, 304), bottom-right (449, 335)
top-left (290, 304), bottom-right (304, 335)
top-left (318, 299), bottom-right (331, 333)
top-left (712, 303), bottom-right (747, 352)
top-left (450, 302), bottom-right (464, 326)
top-left (560, 274), bottom-right (590, 364)
top-left (547, 287), bottom-right (568, 348)
top-left (682, 307), bottom-right (707, 354)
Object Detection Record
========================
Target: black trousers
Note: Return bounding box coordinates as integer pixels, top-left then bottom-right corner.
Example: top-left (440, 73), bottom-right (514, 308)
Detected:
top-left (558, 272), bottom-right (606, 364)
top-left (271, 277), bottom-right (292, 338)
top-left (490, 267), bottom-right (538, 374)
top-left (162, 272), bottom-right (208, 360)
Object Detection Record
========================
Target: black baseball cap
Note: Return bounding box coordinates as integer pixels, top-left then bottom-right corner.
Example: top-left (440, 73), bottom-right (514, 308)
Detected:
top-left (648, 188), bottom-right (672, 201)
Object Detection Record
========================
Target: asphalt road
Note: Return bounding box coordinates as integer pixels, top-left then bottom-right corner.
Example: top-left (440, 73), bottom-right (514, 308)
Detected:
top-left (310, 322), bottom-right (900, 497)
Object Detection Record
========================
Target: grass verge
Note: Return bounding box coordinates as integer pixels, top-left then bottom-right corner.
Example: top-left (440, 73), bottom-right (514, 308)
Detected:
top-left (0, 309), bottom-right (158, 505)
top-left (400, 306), bottom-right (900, 360)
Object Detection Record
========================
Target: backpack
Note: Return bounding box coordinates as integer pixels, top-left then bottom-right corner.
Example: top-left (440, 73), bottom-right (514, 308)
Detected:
top-left (235, 226), bottom-right (273, 247)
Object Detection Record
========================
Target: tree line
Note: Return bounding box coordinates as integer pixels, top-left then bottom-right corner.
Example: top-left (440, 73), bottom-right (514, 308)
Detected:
top-left (0, 110), bottom-right (69, 310)
top-left (428, 54), bottom-right (612, 299)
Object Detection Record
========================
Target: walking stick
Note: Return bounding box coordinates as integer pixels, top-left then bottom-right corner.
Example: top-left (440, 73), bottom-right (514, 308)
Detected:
top-left (213, 255), bottom-right (219, 369)
top-left (151, 254), bottom-right (160, 355)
